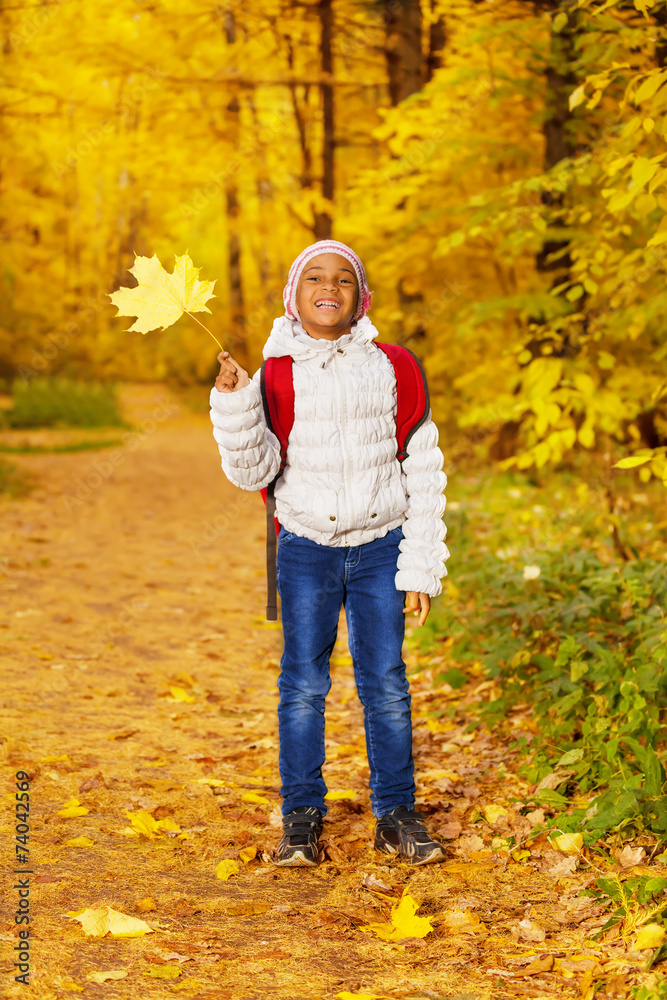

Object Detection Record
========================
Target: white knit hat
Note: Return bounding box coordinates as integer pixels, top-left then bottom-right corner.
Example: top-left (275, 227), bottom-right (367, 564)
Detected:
top-left (283, 240), bottom-right (372, 322)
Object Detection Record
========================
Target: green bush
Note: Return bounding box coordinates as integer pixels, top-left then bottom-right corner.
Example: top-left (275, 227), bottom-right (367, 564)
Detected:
top-left (417, 470), bottom-right (667, 838)
top-left (5, 378), bottom-right (126, 428)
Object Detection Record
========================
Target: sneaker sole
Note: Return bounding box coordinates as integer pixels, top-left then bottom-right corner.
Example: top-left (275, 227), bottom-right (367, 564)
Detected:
top-left (271, 850), bottom-right (319, 868)
top-left (405, 846), bottom-right (446, 865)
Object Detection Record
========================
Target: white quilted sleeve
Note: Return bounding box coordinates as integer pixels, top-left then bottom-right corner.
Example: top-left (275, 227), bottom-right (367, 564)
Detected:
top-left (394, 413), bottom-right (450, 598)
top-left (209, 369), bottom-right (281, 491)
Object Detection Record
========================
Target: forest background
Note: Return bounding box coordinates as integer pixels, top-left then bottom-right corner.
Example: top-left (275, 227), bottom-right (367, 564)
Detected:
top-left (2, 0), bottom-right (667, 979)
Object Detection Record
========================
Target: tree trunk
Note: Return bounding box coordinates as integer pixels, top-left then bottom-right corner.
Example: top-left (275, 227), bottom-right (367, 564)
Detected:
top-left (535, 7), bottom-right (580, 281)
top-left (314, 0), bottom-right (334, 240)
top-left (384, 0), bottom-right (424, 106)
top-left (223, 11), bottom-right (248, 368)
top-left (424, 1), bottom-right (446, 84)
top-left (652, 5), bottom-right (667, 67)
top-left (491, 3), bottom-right (583, 461)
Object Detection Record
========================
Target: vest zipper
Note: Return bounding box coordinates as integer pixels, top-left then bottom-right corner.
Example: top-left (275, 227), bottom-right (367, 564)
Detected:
top-left (332, 349), bottom-right (352, 538)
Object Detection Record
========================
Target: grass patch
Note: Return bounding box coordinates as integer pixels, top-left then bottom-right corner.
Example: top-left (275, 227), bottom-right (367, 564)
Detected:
top-left (0, 439), bottom-right (124, 454)
top-left (0, 458), bottom-right (31, 497)
top-left (413, 466), bottom-right (667, 839)
top-left (3, 377), bottom-right (127, 428)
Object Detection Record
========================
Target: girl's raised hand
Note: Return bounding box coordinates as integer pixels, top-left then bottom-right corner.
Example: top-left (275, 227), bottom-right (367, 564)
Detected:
top-left (404, 591), bottom-right (430, 627)
top-left (215, 351), bottom-right (250, 393)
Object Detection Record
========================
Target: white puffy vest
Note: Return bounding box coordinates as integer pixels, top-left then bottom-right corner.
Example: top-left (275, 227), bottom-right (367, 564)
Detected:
top-left (209, 315), bottom-right (449, 597)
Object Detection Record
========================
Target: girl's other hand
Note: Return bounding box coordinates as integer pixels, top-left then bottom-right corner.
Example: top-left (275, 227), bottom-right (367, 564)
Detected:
top-left (404, 591), bottom-right (430, 627)
top-left (215, 351), bottom-right (250, 393)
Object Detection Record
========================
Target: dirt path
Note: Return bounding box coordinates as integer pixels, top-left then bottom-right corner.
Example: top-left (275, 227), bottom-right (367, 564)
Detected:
top-left (0, 385), bottom-right (658, 1000)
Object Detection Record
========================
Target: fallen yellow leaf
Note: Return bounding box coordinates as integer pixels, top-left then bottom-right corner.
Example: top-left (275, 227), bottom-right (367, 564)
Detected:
top-left (65, 836), bottom-right (95, 848)
top-left (328, 743), bottom-right (363, 759)
top-left (442, 908), bottom-right (483, 933)
top-left (520, 954), bottom-right (554, 976)
top-left (170, 978), bottom-right (202, 992)
top-left (144, 965), bottom-right (181, 979)
top-left (61, 983), bottom-right (85, 992)
top-left (159, 817), bottom-right (181, 832)
top-left (325, 790), bottom-right (358, 801)
top-left (125, 810), bottom-right (181, 838)
top-left (483, 804), bottom-right (509, 825)
top-left (360, 889), bottom-right (434, 942)
top-left (330, 654), bottom-right (353, 667)
top-left (239, 846), bottom-right (257, 864)
top-left (242, 792), bottom-right (269, 805)
top-left (551, 832), bottom-right (584, 856)
top-left (215, 859), bottom-right (240, 881)
top-left (39, 754), bottom-right (70, 763)
top-left (67, 906), bottom-right (153, 938)
top-left (634, 924), bottom-right (666, 950)
top-left (57, 797), bottom-right (89, 818)
top-left (169, 685), bottom-right (195, 703)
top-left (417, 768), bottom-right (460, 781)
top-left (136, 897), bottom-right (157, 913)
top-left (86, 971), bottom-right (128, 984)
top-left (335, 994), bottom-right (387, 1000)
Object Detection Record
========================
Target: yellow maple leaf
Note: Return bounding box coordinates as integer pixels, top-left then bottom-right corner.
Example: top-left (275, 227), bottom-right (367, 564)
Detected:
top-left (108, 251), bottom-right (219, 346)
top-left (65, 836), bottom-right (95, 848)
top-left (57, 797), bottom-right (89, 818)
top-left (86, 971), bottom-right (128, 983)
top-left (215, 859), bottom-right (240, 881)
top-left (325, 789), bottom-right (358, 801)
top-left (125, 809), bottom-right (161, 838)
top-left (360, 890), bottom-right (434, 942)
top-left (158, 817), bottom-right (181, 833)
top-left (125, 810), bottom-right (181, 838)
top-left (242, 791), bottom-right (269, 805)
top-left (239, 846), bottom-right (257, 864)
top-left (67, 906), bottom-right (153, 938)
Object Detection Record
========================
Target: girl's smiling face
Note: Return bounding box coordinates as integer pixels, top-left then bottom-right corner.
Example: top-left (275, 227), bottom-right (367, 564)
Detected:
top-left (294, 252), bottom-right (359, 341)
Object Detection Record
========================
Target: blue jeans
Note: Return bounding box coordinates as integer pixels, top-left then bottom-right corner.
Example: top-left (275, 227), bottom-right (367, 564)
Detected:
top-left (276, 524), bottom-right (416, 818)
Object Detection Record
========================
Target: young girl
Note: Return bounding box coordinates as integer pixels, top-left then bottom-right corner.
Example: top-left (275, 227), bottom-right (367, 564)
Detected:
top-left (209, 240), bottom-right (449, 867)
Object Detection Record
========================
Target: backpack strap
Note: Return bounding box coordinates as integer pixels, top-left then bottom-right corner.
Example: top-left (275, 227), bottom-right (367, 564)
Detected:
top-left (375, 342), bottom-right (430, 462)
top-left (260, 356), bottom-right (295, 620)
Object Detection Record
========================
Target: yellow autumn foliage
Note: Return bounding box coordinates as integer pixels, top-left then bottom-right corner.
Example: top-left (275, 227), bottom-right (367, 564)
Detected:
top-left (360, 890), bottom-right (434, 943)
top-left (67, 906), bottom-right (153, 938)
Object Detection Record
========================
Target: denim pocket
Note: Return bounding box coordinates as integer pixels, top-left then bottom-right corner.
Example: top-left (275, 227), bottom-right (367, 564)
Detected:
top-left (279, 526), bottom-right (297, 543)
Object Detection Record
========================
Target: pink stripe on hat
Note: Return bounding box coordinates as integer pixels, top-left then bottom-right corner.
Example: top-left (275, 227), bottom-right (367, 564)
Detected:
top-left (283, 240), bottom-right (372, 322)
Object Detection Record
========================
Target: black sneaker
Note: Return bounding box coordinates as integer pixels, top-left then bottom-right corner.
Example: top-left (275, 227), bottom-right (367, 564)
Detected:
top-left (374, 805), bottom-right (446, 865)
top-left (272, 806), bottom-right (323, 867)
